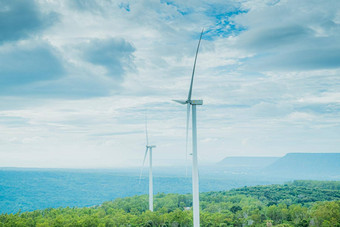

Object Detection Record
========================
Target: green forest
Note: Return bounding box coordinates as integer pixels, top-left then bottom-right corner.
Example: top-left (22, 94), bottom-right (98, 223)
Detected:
top-left (0, 180), bottom-right (339, 227)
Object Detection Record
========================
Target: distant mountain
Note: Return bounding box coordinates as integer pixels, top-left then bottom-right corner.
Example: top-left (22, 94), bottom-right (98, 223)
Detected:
top-left (218, 157), bottom-right (280, 168)
top-left (265, 153), bottom-right (340, 178)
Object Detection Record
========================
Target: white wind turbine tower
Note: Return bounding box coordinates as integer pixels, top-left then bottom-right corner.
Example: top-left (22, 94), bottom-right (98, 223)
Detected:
top-left (139, 114), bottom-right (156, 212)
top-left (173, 29), bottom-right (204, 227)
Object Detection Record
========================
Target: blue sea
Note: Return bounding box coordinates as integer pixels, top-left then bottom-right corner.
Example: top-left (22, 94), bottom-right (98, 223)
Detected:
top-left (0, 167), bottom-right (284, 214)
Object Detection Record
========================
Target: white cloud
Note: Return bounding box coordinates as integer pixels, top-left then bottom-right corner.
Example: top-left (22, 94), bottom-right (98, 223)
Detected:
top-left (0, 0), bottom-right (339, 167)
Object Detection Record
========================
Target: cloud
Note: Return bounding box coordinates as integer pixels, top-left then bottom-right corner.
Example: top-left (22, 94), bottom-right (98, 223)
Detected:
top-left (0, 0), bottom-right (339, 167)
top-left (68, 0), bottom-right (103, 12)
top-left (0, 116), bottom-right (28, 126)
top-left (0, 38), bottom-right (134, 97)
top-left (82, 38), bottom-right (135, 79)
top-left (237, 25), bottom-right (310, 51)
top-left (231, 0), bottom-right (340, 71)
top-left (0, 42), bottom-right (65, 90)
top-left (244, 48), bottom-right (340, 71)
top-left (0, 0), bottom-right (58, 44)
top-left (7, 74), bottom-right (114, 98)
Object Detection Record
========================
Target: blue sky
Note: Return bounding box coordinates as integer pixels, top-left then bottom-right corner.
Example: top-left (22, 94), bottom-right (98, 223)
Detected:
top-left (0, 0), bottom-right (339, 168)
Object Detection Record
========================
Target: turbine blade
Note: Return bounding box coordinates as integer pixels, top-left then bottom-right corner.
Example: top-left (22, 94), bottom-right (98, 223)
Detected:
top-left (145, 111), bottom-right (149, 146)
top-left (185, 103), bottom-right (191, 176)
top-left (139, 147), bottom-right (149, 183)
top-left (172, 99), bottom-right (187, 105)
top-left (187, 28), bottom-right (204, 101)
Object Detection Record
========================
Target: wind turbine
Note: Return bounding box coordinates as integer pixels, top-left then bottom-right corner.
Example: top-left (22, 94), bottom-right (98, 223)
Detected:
top-left (139, 114), bottom-right (156, 212)
top-left (173, 29), bottom-right (204, 227)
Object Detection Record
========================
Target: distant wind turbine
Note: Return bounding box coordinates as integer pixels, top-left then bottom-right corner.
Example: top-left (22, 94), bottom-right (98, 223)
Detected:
top-left (139, 114), bottom-right (156, 212)
top-left (173, 29), bottom-right (204, 227)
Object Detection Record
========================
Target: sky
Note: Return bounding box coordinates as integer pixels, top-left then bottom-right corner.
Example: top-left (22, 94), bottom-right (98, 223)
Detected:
top-left (0, 0), bottom-right (339, 168)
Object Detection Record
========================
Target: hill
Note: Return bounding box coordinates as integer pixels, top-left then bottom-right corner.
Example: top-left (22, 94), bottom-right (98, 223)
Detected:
top-left (218, 156), bottom-right (279, 168)
top-left (265, 153), bottom-right (340, 178)
top-left (0, 180), bottom-right (339, 226)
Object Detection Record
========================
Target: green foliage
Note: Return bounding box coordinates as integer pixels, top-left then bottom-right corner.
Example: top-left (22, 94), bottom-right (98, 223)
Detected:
top-left (227, 181), bottom-right (340, 206)
top-left (311, 201), bottom-right (340, 227)
top-left (0, 180), bottom-right (339, 226)
top-left (292, 180), bottom-right (340, 190)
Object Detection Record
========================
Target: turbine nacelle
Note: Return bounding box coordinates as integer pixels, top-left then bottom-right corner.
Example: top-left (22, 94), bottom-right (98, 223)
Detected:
top-left (190, 100), bottom-right (203, 105)
top-left (173, 99), bottom-right (203, 105)
top-left (146, 145), bottom-right (156, 148)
